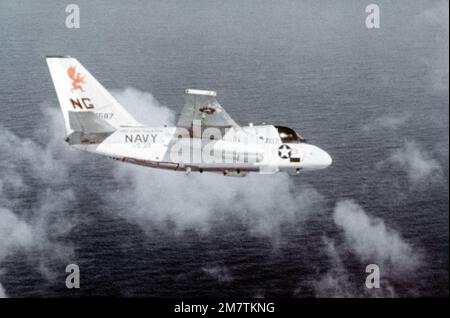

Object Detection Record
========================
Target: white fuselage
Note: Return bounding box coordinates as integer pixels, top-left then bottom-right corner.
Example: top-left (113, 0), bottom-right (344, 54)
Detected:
top-left (74, 124), bottom-right (332, 176)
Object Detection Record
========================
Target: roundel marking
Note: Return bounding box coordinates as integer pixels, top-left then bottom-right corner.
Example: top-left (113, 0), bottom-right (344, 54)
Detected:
top-left (199, 106), bottom-right (216, 114)
top-left (278, 144), bottom-right (292, 159)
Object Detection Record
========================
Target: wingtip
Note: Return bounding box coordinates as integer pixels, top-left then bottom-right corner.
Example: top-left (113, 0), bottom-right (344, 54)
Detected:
top-left (45, 55), bottom-right (72, 59)
top-left (185, 88), bottom-right (217, 97)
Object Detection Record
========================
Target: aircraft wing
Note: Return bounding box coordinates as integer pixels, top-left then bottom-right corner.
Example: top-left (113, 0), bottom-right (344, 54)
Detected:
top-left (177, 89), bottom-right (239, 138)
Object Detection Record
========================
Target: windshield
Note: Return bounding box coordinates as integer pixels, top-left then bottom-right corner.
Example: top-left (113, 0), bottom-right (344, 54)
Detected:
top-left (275, 126), bottom-right (306, 143)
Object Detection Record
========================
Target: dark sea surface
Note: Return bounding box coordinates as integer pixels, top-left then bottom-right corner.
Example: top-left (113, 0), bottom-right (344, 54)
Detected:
top-left (0, 0), bottom-right (448, 297)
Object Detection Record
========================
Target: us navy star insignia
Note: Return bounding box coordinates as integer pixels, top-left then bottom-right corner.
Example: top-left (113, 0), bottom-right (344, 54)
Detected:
top-left (278, 144), bottom-right (291, 159)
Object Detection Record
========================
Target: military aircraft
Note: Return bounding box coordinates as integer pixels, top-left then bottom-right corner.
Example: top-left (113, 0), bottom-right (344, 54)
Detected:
top-left (46, 56), bottom-right (332, 176)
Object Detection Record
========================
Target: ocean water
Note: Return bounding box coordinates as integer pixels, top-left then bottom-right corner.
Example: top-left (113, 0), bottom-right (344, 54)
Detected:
top-left (0, 0), bottom-right (448, 297)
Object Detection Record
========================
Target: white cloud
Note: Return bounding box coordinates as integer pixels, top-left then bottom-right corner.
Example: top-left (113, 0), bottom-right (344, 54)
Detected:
top-left (333, 200), bottom-right (421, 272)
top-left (314, 200), bottom-right (422, 297)
top-left (112, 87), bottom-right (175, 127)
top-left (109, 163), bottom-right (322, 241)
top-left (419, 1), bottom-right (449, 91)
top-left (0, 105), bottom-right (80, 296)
top-left (363, 114), bottom-right (409, 132)
top-left (389, 140), bottom-right (442, 184)
top-left (0, 208), bottom-right (34, 260)
top-left (0, 208), bottom-right (35, 298)
top-left (314, 236), bottom-right (398, 298)
top-left (313, 237), bottom-right (356, 298)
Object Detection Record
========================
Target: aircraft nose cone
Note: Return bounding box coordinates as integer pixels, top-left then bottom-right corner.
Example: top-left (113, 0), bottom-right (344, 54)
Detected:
top-left (319, 149), bottom-right (333, 168)
top-left (307, 145), bottom-right (332, 169)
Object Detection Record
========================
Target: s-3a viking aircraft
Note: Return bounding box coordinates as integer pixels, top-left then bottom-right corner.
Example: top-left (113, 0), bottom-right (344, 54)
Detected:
top-left (46, 56), bottom-right (332, 176)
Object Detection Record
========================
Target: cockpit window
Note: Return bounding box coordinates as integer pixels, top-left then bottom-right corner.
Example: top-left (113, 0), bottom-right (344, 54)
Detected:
top-left (275, 126), bottom-right (306, 143)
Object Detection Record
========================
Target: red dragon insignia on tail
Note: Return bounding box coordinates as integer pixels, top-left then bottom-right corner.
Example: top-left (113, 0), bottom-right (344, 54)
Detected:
top-left (67, 66), bottom-right (86, 92)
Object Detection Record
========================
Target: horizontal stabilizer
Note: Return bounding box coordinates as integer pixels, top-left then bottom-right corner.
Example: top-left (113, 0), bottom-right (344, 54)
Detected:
top-left (68, 111), bottom-right (116, 133)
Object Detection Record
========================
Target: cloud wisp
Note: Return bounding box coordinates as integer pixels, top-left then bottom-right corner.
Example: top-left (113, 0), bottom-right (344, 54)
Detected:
top-left (419, 0), bottom-right (449, 91)
top-left (0, 105), bottom-right (80, 297)
top-left (314, 200), bottom-right (422, 297)
top-left (333, 200), bottom-right (421, 271)
top-left (388, 140), bottom-right (442, 185)
top-left (362, 114), bottom-right (409, 132)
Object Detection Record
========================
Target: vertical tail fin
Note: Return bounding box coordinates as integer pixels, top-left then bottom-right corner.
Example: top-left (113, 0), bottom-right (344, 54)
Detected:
top-left (46, 56), bottom-right (142, 134)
